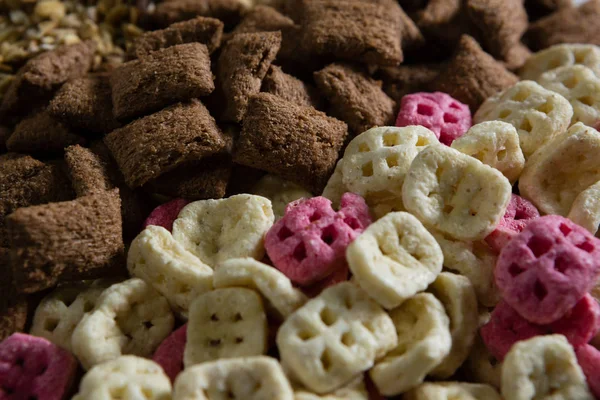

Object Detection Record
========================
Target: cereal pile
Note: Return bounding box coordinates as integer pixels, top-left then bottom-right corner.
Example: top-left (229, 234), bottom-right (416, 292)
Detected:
top-left (2, 0), bottom-right (600, 398)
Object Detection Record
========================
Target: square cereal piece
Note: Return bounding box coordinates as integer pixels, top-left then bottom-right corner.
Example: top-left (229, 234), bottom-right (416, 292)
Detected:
top-left (233, 93), bottom-right (348, 193)
top-left (64, 144), bottom-right (116, 197)
top-left (262, 65), bottom-right (323, 109)
top-left (6, 110), bottom-right (85, 155)
top-left (111, 43), bottom-right (214, 121)
top-left (104, 100), bottom-right (229, 188)
top-left (314, 63), bottom-right (396, 135)
top-left (145, 156), bottom-right (232, 200)
top-left (300, 0), bottom-right (403, 66)
top-left (217, 31), bottom-right (282, 122)
top-left (526, 0), bottom-right (600, 50)
top-left (6, 189), bottom-right (125, 293)
top-left (0, 154), bottom-right (74, 247)
top-left (432, 35), bottom-right (518, 112)
top-left (0, 41), bottom-right (96, 117)
top-left (232, 5), bottom-right (295, 35)
top-left (151, 0), bottom-right (249, 27)
top-left (130, 16), bottom-right (224, 58)
top-left (48, 74), bottom-right (121, 135)
top-left (378, 64), bottom-right (441, 104)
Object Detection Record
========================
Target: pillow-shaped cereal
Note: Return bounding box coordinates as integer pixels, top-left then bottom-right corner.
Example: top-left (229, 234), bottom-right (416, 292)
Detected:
top-left (341, 126), bottom-right (439, 209)
top-left (403, 144), bottom-right (512, 241)
top-left (485, 194), bottom-right (540, 253)
top-left (184, 288), bottom-right (267, 367)
top-left (473, 81), bottom-right (573, 158)
top-left (277, 282), bottom-right (397, 394)
top-left (0, 333), bottom-right (77, 400)
top-left (143, 198), bottom-right (189, 232)
top-left (404, 382), bottom-right (501, 400)
top-left (369, 293), bottom-right (452, 396)
top-left (347, 212), bottom-right (443, 309)
top-left (431, 231), bottom-right (500, 307)
top-left (501, 335), bottom-right (593, 400)
top-left (30, 280), bottom-right (111, 352)
top-left (568, 179), bottom-right (600, 235)
top-left (128, 225), bottom-right (213, 316)
top-left (427, 272), bottom-right (478, 379)
top-left (395, 92), bottom-right (472, 145)
top-left (495, 216), bottom-right (600, 324)
top-left (173, 356), bottom-right (294, 400)
top-left (321, 160), bottom-right (348, 209)
top-left (172, 194), bottom-right (274, 267)
top-left (537, 65), bottom-right (600, 126)
top-left (519, 122), bottom-right (600, 216)
top-left (465, 334), bottom-right (502, 389)
top-left (252, 175), bottom-right (312, 220)
top-left (450, 121), bottom-right (525, 183)
top-left (72, 355), bottom-right (172, 400)
top-left (71, 278), bottom-right (174, 370)
top-left (576, 344), bottom-right (600, 399)
top-left (520, 44), bottom-right (600, 81)
top-left (213, 257), bottom-right (308, 319)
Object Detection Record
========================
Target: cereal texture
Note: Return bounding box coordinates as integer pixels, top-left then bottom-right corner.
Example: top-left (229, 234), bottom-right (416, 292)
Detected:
top-left (232, 5), bottom-right (294, 35)
top-left (262, 65), bottom-right (322, 109)
top-left (151, 0), bottom-right (249, 27)
top-left (314, 63), bottom-right (396, 134)
top-left (234, 93), bottom-right (348, 193)
top-left (379, 64), bottom-right (441, 104)
top-left (520, 44), bottom-right (600, 81)
top-left (111, 43), bottom-right (214, 121)
top-left (568, 179), bottom-right (600, 235)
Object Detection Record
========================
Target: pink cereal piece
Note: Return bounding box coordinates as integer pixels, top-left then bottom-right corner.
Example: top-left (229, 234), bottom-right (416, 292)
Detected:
top-left (480, 301), bottom-right (546, 361)
top-left (301, 263), bottom-right (350, 298)
top-left (0, 333), bottom-right (77, 400)
top-left (549, 294), bottom-right (600, 348)
top-left (485, 194), bottom-right (540, 253)
top-left (143, 198), bottom-right (190, 232)
top-left (152, 324), bottom-right (186, 382)
top-left (395, 92), bottom-right (471, 145)
top-left (576, 344), bottom-right (600, 399)
top-left (265, 193), bottom-right (371, 286)
top-left (495, 215), bottom-right (600, 324)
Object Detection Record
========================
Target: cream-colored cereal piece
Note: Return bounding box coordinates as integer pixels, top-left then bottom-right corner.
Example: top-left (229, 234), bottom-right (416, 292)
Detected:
top-left (277, 282), bottom-right (397, 394)
top-left (404, 382), bottom-right (501, 400)
top-left (71, 278), bottom-right (174, 370)
top-left (473, 81), bottom-right (573, 158)
top-left (252, 175), bottom-right (312, 219)
top-left (128, 225), bottom-right (213, 317)
top-left (294, 377), bottom-right (368, 400)
top-left (72, 355), bottom-right (172, 400)
top-left (347, 212), bottom-right (443, 309)
top-left (184, 288), bottom-right (267, 367)
top-left (172, 194), bottom-right (274, 267)
top-left (568, 179), bottom-right (600, 235)
top-left (213, 257), bottom-right (307, 319)
top-left (451, 121), bottom-right (525, 183)
top-left (520, 44), bottom-right (600, 81)
top-left (30, 280), bottom-right (111, 352)
top-left (342, 126), bottom-right (438, 208)
top-left (173, 356), bottom-right (294, 400)
top-left (538, 65), bottom-right (600, 125)
top-left (427, 272), bottom-right (478, 379)
top-left (369, 293), bottom-right (452, 396)
top-left (501, 335), bottom-right (593, 400)
top-left (321, 160), bottom-right (348, 209)
top-left (519, 122), bottom-right (600, 216)
top-left (431, 231), bottom-right (500, 307)
top-left (402, 145), bottom-right (512, 241)
top-left (465, 334), bottom-right (502, 389)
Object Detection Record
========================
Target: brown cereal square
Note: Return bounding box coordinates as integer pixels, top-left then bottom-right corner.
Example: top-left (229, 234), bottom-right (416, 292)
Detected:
top-left (130, 16), bottom-right (224, 58)
top-left (64, 145), bottom-right (114, 197)
top-left (145, 156), bottom-right (232, 200)
top-left (151, 0), bottom-right (248, 27)
top-left (6, 110), bottom-right (85, 155)
top-left (217, 31), bottom-right (282, 122)
top-left (48, 75), bottom-right (121, 135)
top-left (431, 35), bottom-right (518, 112)
top-left (378, 64), bottom-right (441, 104)
top-left (314, 63), bottom-right (396, 135)
top-left (104, 100), bottom-right (229, 188)
top-left (233, 93), bottom-right (348, 192)
top-left (261, 65), bottom-right (323, 109)
top-left (0, 41), bottom-right (96, 117)
top-left (6, 189), bottom-right (124, 293)
top-left (300, 0), bottom-right (403, 66)
top-left (232, 5), bottom-right (295, 35)
top-left (526, 0), bottom-right (600, 50)
top-left (111, 43), bottom-right (214, 121)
